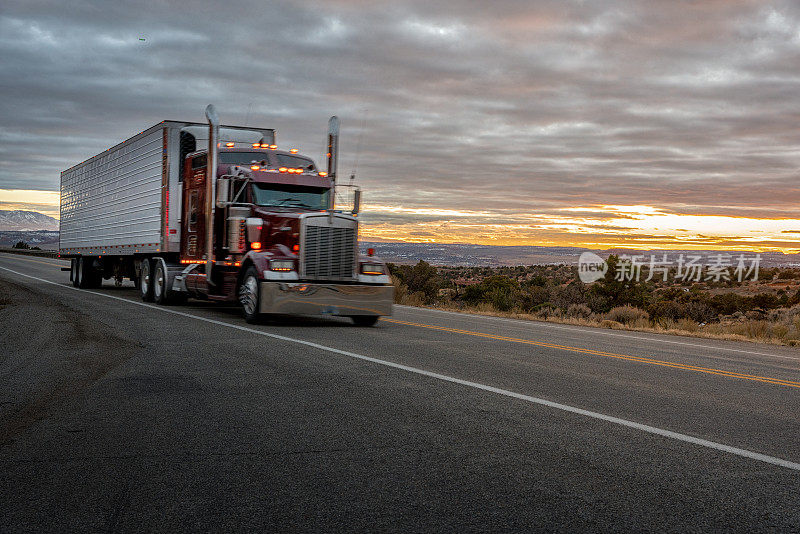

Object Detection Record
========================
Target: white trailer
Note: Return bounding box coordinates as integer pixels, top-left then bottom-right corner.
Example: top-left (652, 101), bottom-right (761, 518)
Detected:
top-left (60, 121), bottom-right (275, 257)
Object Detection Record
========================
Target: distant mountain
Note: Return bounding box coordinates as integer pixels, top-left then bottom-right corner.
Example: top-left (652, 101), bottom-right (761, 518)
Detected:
top-left (0, 210), bottom-right (59, 231)
top-left (360, 242), bottom-right (800, 267)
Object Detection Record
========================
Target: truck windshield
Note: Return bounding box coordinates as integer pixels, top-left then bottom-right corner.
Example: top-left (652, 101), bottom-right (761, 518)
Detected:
top-left (252, 183), bottom-right (329, 210)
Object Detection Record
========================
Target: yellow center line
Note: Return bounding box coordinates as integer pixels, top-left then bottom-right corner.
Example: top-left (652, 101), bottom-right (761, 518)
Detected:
top-left (381, 318), bottom-right (800, 390)
top-left (0, 255), bottom-right (66, 268)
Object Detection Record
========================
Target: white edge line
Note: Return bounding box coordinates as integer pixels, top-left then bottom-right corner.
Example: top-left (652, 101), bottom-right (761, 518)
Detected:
top-left (396, 305), bottom-right (800, 361)
top-left (2, 264), bottom-right (799, 472)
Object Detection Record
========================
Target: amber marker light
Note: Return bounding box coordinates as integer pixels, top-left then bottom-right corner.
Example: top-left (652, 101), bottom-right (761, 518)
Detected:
top-left (269, 145), bottom-right (277, 149)
top-left (251, 242), bottom-right (262, 250)
top-left (318, 171), bottom-right (328, 177)
top-left (279, 167), bottom-right (288, 173)
top-left (250, 165), bottom-right (260, 170)
top-left (290, 148), bottom-right (298, 154)
top-left (252, 143), bottom-right (260, 148)
top-left (225, 142), bottom-right (235, 147)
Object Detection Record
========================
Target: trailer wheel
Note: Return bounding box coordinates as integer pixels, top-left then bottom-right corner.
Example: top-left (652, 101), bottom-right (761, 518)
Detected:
top-left (71, 259), bottom-right (79, 287)
top-left (140, 259), bottom-right (154, 302)
top-left (76, 257), bottom-right (96, 289)
top-left (350, 316), bottom-right (380, 327)
top-left (239, 267), bottom-right (262, 323)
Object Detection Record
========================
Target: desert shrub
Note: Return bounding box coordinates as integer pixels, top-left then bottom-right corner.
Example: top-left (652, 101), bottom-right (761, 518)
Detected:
top-left (649, 300), bottom-right (686, 322)
top-left (527, 275), bottom-right (547, 287)
top-left (487, 286), bottom-right (517, 311)
top-left (745, 309), bottom-right (767, 321)
top-left (591, 255), bottom-right (652, 308)
top-left (752, 293), bottom-right (780, 309)
top-left (535, 306), bottom-right (559, 319)
top-left (600, 319), bottom-right (623, 329)
top-left (549, 283), bottom-right (586, 310)
top-left (710, 292), bottom-right (752, 315)
top-left (585, 291), bottom-right (610, 314)
top-left (606, 305), bottom-right (649, 325)
top-left (684, 301), bottom-right (717, 323)
top-left (390, 261), bottom-right (441, 304)
top-left (520, 286), bottom-right (550, 311)
top-left (566, 303), bottom-right (592, 319)
top-left (463, 276), bottom-right (520, 311)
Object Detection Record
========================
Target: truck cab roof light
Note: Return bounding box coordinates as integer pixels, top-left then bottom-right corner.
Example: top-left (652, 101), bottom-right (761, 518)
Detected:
top-left (259, 144), bottom-right (269, 148)
top-left (278, 167), bottom-right (288, 173)
top-left (252, 143), bottom-right (260, 148)
top-left (251, 241), bottom-right (262, 250)
top-left (250, 165), bottom-right (260, 170)
top-left (290, 148), bottom-right (298, 154)
top-left (225, 142), bottom-right (235, 147)
top-left (269, 144), bottom-right (277, 149)
top-left (318, 171), bottom-right (328, 177)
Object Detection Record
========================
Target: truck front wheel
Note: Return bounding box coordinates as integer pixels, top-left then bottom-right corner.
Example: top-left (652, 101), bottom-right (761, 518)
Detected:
top-left (239, 267), bottom-right (262, 323)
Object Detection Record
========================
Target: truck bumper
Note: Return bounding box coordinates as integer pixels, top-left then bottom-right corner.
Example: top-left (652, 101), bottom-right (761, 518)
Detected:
top-left (258, 282), bottom-right (394, 317)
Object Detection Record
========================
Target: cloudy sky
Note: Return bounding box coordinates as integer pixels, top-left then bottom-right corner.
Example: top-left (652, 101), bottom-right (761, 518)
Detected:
top-left (2, 0), bottom-right (800, 251)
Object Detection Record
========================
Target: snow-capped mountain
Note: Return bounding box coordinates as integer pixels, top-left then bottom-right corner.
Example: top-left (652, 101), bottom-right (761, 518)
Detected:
top-left (0, 210), bottom-right (59, 231)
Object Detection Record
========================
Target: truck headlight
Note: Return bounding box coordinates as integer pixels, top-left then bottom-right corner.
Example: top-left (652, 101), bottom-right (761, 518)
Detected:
top-left (270, 259), bottom-right (294, 271)
top-left (360, 263), bottom-right (385, 275)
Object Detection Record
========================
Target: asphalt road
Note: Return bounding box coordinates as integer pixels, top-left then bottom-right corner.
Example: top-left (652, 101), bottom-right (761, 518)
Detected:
top-left (1, 252), bottom-right (799, 532)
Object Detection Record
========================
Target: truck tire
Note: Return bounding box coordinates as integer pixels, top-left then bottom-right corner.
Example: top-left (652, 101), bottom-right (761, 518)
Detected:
top-left (239, 266), bottom-right (262, 323)
top-left (76, 257), bottom-right (97, 289)
top-left (71, 259), bottom-right (79, 287)
top-left (140, 259), bottom-right (154, 302)
top-left (153, 261), bottom-right (168, 304)
top-left (351, 316), bottom-right (380, 327)
top-left (152, 260), bottom-right (185, 305)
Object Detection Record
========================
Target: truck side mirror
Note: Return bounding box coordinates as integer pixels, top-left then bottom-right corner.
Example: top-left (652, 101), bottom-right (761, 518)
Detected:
top-left (352, 189), bottom-right (361, 215)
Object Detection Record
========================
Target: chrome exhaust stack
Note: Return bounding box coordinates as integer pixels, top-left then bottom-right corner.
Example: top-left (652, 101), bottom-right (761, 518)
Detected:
top-left (326, 116), bottom-right (339, 212)
top-left (205, 104), bottom-right (219, 282)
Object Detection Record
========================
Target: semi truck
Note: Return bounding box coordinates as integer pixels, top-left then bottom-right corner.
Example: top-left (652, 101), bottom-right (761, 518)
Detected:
top-left (59, 105), bottom-right (393, 325)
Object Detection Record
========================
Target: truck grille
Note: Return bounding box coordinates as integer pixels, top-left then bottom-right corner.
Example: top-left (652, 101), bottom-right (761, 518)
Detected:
top-left (303, 225), bottom-right (356, 280)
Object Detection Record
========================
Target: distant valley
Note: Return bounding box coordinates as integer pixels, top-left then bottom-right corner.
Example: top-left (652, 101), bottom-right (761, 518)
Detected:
top-left (2, 211), bottom-right (798, 266)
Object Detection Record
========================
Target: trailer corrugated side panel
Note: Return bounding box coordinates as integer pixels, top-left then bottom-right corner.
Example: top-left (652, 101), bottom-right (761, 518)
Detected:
top-left (60, 127), bottom-right (165, 254)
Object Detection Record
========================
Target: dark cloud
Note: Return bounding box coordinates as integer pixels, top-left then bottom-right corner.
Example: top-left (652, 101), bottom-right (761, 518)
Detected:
top-left (2, 0), bottom-right (800, 244)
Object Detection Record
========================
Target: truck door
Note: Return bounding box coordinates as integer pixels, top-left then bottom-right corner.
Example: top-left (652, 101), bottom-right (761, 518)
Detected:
top-left (180, 154), bottom-right (207, 263)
